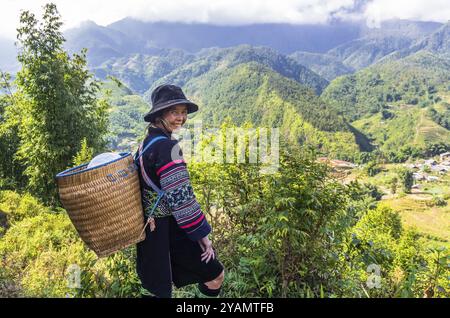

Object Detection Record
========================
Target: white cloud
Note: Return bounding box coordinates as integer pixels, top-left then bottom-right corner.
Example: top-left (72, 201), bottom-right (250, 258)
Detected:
top-left (363, 0), bottom-right (450, 27)
top-left (1, 0), bottom-right (449, 40)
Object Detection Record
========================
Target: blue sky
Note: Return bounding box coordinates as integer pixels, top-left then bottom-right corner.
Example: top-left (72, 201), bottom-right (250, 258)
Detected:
top-left (2, 0), bottom-right (450, 39)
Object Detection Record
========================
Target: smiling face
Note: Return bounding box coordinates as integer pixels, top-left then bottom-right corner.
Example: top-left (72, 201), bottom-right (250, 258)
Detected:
top-left (161, 104), bottom-right (188, 132)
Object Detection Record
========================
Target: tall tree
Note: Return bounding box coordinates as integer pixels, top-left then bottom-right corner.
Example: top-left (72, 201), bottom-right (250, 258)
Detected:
top-left (14, 3), bottom-right (109, 205)
top-left (398, 168), bottom-right (414, 194)
top-left (0, 71), bottom-right (26, 189)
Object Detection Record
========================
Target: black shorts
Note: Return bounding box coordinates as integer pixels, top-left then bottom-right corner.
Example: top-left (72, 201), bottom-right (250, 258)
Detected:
top-left (136, 216), bottom-right (224, 298)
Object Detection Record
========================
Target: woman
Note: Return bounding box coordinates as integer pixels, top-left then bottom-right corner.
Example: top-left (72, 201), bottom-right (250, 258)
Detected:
top-left (135, 84), bottom-right (225, 298)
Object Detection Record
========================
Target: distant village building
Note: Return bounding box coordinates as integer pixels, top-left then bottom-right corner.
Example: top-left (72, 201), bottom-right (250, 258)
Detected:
top-left (406, 163), bottom-right (419, 170)
top-left (332, 160), bottom-right (358, 169)
top-left (413, 173), bottom-right (426, 181)
top-left (439, 152), bottom-right (450, 161)
top-left (317, 157), bottom-right (357, 169)
top-left (431, 165), bottom-right (450, 172)
top-left (407, 152), bottom-right (449, 185)
top-left (426, 176), bottom-right (439, 182)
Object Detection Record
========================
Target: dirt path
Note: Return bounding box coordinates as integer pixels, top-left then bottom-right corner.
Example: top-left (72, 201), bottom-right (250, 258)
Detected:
top-left (414, 109), bottom-right (424, 145)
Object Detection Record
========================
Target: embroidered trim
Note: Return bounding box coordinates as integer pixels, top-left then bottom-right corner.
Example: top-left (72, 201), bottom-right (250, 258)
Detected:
top-left (157, 159), bottom-right (185, 176)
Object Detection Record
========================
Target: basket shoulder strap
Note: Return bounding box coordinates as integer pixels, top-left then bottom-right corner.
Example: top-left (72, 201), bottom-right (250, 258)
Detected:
top-left (134, 135), bottom-right (168, 162)
top-left (134, 135), bottom-right (168, 195)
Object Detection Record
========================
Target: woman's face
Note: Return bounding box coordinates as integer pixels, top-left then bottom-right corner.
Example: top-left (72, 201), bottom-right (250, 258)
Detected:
top-left (162, 104), bottom-right (188, 132)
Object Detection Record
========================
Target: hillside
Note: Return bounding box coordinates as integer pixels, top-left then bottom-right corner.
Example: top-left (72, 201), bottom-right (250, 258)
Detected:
top-left (93, 50), bottom-right (195, 94)
top-left (144, 45), bottom-right (329, 96)
top-left (326, 19), bottom-right (442, 70)
top-left (413, 21), bottom-right (450, 56)
top-left (99, 61), bottom-right (370, 159)
top-left (60, 18), bottom-right (442, 70)
top-left (321, 50), bottom-right (450, 157)
top-left (322, 51), bottom-right (450, 121)
top-left (100, 79), bottom-right (148, 151)
top-left (352, 105), bottom-right (450, 157)
top-left (64, 21), bottom-right (145, 67)
top-left (289, 51), bottom-right (354, 81)
top-left (180, 62), bottom-right (370, 159)
top-left (327, 36), bottom-right (414, 70)
top-left (383, 21), bottom-right (450, 62)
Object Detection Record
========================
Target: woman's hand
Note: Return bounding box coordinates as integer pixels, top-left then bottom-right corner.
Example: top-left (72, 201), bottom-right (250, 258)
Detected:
top-left (198, 236), bottom-right (215, 263)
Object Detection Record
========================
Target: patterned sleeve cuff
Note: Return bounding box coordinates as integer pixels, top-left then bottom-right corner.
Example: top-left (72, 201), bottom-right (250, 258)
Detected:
top-left (183, 217), bottom-right (211, 241)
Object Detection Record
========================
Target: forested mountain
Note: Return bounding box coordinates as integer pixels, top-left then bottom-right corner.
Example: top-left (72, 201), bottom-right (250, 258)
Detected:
top-left (100, 79), bottom-right (148, 151)
top-left (288, 51), bottom-right (354, 81)
top-left (326, 20), bottom-right (442, 71)
top-left (322, 51), bottom-right (450, 120)
top-left (143, 45), bottom-right (328, 96)
top-left (3, 15), bottom-right (449, 159)
top-left (95, 45), bottom-right (328, 98)
top-left (413, 22), bottom-right (450, 56)
top-left (168, 61), bottom-right (371, 158)
top-left (382, 22), bottom-right (450, 62)
top-left (322, 50), bottom-right (450, 156)
top-left (93, 50), bottom-right (195, 94)
top-left (327, 36), bottom-right (415, 70)
top-left (102, 59), bottom-right (369, 159)
top-left (64, 21), bottom-right (146, 67)
top-left (93, 27), bottom-right (450, 159)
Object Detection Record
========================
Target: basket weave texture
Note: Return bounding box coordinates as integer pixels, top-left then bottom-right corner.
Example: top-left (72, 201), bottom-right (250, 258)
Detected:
top-left (56, 153), bottom-right (145, 257)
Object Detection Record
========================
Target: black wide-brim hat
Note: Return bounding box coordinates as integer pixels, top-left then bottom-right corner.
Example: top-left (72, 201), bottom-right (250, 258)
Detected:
top-left (144, 84), bottom-right (199, 122)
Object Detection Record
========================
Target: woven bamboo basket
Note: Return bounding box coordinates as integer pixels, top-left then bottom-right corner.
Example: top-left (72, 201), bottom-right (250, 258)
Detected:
top-left (55, 153), bottom-right (145, 258)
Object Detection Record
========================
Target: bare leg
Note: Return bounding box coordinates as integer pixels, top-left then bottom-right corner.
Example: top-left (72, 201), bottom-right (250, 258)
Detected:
top-left (204, 270), bottom-right (225, 290)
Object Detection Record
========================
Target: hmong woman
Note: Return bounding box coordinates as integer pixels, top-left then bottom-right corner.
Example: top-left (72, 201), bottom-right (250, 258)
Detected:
top-left (135, 84), bottom-right (225, 298)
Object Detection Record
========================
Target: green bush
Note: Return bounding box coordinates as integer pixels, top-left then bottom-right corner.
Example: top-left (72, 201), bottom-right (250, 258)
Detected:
top-left (0, 191), bottom-right (142, 297)
top-left (359, 183), bottom-right (384, 201)
top-left (397, 168), bottom-right (414, 193)
top-left (354, 205), bottom-right (402, 244)
top-left (0, 133), bottom-right (447, 298)
top-left (426, 196), bottom-right (447, 207)
top-left (346, 206), bottom-right (406, 297)
top-left (365, 161), bottom-right (381, 177)
top-left (0, 190), bottom-right (49, 224)
top-left (389, 177), bottom-right (398, 194)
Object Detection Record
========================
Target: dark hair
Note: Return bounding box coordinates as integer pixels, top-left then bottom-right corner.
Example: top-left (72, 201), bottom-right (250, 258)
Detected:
top-left (145, 113), bottom-right (170, 138)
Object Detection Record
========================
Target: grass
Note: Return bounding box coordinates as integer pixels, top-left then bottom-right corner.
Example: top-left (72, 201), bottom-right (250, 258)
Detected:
top-left (383, 196), bottom-right (449, 248)
top-left (416, 110), bottom-right (450, 145)
top-left (349, 163), bottom-right (450, 249)
top-left (352, 105), bottom-right (450, 153)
